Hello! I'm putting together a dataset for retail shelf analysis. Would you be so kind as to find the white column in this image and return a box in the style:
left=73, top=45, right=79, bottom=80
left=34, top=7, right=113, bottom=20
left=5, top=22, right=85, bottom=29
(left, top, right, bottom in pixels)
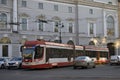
left=103, top=10, right=107, bottom=37
left=115, top=13, right=119, bottom=38
left=13, top=0, right=18, bottom=32
left=8, top=44, right=12, bottom=58
left=0, top=45, right=2, bottom=57
left=94, top=23, right=96, bottom=37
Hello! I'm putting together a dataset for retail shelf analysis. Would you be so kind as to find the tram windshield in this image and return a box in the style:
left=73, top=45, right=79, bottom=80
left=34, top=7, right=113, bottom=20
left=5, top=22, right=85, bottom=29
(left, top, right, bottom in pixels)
left=22, top=48, right=34, bottom=59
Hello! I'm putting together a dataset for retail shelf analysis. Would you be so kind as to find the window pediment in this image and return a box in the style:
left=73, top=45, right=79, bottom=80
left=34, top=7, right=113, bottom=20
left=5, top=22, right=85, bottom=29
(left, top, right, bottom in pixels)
left=0, top=37, right=11, bottom=43
left=36, top=14, right=46, bottom=20
left=19, top=13, right=30, bottom=17
left=52, top=16, right=61, bottom=21
left=66, top=18, right=74, bottom=21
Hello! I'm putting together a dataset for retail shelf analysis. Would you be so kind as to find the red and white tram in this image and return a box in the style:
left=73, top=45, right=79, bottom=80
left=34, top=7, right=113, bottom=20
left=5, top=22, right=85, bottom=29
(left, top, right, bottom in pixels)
left=21, top=40, right=83, bottom=69
left=21, top=40, right=109, bottom=69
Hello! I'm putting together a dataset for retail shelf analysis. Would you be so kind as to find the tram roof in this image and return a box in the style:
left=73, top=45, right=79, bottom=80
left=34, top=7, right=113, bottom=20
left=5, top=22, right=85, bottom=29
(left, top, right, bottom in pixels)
left=24, top=40, right=45, bottom=46
left=24, top=40, right=74, bottom=47
left=85, top=45, right=109, bottom=52
left=24, top=40, right=108, bottom=51
left=24, top=40, right=83, bottom=49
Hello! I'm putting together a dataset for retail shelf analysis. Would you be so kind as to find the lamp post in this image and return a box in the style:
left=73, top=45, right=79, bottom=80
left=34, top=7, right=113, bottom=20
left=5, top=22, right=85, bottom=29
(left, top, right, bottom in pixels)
left=59, top=23, right=64, bottom=43
left=56, top=21, right=64, bottom=43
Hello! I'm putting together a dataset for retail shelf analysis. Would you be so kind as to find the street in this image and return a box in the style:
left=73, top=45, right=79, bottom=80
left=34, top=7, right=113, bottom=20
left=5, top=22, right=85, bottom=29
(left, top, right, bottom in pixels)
left=0, top=65, right=120, bottom=80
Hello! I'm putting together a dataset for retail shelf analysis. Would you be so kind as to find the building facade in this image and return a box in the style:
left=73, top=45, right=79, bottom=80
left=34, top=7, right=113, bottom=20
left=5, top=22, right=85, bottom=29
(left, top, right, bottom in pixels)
left=0, top=0, right=119, bottom=57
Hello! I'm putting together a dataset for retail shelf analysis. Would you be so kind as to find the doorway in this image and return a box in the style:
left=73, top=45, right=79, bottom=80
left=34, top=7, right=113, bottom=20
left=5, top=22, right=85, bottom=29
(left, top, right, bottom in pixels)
left=2, top=45, right=8, bottom=57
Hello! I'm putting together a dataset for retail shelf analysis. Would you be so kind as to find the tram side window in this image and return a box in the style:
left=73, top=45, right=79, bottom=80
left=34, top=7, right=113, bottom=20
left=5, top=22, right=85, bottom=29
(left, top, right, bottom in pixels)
left=100, top=52, right=108, bottom=57
left=51, top=48, right=59, bottom=58
left=85, top=51, right=96, bottom=57
left=76, top=50, right=83, bottom=57
left=34, top=46, right=44, bottom=59
left=46, top=48, right=73, bottom=58
left=46, top=48, right=56, bottom=58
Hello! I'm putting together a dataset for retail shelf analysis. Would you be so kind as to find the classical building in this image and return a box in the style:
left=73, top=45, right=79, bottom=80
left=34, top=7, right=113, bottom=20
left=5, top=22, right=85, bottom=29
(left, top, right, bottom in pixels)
left=0, top=0, right=119, bottom=57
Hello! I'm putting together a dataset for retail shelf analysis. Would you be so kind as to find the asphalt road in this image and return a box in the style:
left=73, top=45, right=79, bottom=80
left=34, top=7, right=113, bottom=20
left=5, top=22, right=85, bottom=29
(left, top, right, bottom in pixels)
left=0, top=64, right=120, bottom=80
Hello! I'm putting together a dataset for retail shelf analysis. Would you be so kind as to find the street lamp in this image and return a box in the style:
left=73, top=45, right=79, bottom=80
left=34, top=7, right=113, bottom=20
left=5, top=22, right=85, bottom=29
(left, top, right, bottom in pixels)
left=56, top=21, right=64, bottom=43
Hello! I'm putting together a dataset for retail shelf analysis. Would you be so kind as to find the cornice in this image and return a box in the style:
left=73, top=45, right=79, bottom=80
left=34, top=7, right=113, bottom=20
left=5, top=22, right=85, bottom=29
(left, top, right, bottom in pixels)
left=46, top=0, right=75, bottom=4
left=47, top=0, right=118, bottom=10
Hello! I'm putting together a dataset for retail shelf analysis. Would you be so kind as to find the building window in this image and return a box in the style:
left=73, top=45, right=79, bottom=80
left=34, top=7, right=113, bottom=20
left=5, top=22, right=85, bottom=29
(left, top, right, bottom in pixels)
left=22, top=0, right=27, bottom=7
left=2, top=45, right=8, bottom=57
left=54, top=21, right=59, bottom=32
left=89, top=9, right=93, bottom=14
left=1, top=0, right=7, bottom=5
left=1, top=13, right=7, bottom=27
left=107, top=16, right=114, bottom=36
left=89, top=23, right=95, bottom=36
left=69, top=23, right=73, bottom=33
left=108, top=2, right=112, bottom=5
left=21, top=18, right=27, bottom=31
left=54, top=5, right=58, bottom=11
left=38, top=3, right=43, bottom=9
left=38, top=19, right=44, bottom=31
left=0, top=13, right=7, bottom=22
left=68, top=7, right=72, bottom=13
left=0, top=13, right=7, bottom=29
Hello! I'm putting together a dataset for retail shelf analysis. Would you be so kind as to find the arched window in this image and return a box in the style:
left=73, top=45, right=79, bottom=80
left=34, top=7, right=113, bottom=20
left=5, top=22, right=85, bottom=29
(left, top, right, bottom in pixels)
left=69, top=23, right=73, bottom=33
left=1, top=13, right=7, bottom=22
left=1, top=0, right=7, bottom=5
left=38, top=19, right=44, bottom=31
left=21, top=18, right=27, bottom=31
left=107, top=16, right=114, bottom=37
left=0, top=13, right=7, bottom=28
left=54, top=21, right=59, bottom=32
